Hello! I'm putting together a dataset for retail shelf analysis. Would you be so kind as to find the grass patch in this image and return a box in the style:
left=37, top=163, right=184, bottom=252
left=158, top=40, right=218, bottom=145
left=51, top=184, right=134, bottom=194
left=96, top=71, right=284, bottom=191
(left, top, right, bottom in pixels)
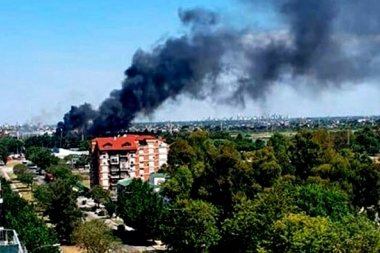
left=8, top=172, right=34, bottom=202
left=5, top=160, right=22, bottom=167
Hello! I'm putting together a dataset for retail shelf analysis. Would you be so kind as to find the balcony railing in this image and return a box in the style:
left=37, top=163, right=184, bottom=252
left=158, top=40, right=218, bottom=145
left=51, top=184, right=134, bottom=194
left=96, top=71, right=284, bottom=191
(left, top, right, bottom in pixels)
left=0, top=228, right=27, bottom=253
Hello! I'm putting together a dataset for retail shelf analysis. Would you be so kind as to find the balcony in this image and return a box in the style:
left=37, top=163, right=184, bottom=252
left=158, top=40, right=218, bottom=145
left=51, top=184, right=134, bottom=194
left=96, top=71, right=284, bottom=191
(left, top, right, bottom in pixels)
left=110, top=167, right=119, bottom=172
left=0, top=228, right=26, bottom=253
left=109, top=174, right=121, bottom=179
left=109, top=156, right=119, bottom=165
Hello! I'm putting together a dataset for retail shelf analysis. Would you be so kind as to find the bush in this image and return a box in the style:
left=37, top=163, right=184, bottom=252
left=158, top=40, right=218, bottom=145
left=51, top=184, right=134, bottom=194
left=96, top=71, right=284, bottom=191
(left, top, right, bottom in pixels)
left=13, top=164, right=28, bottom=176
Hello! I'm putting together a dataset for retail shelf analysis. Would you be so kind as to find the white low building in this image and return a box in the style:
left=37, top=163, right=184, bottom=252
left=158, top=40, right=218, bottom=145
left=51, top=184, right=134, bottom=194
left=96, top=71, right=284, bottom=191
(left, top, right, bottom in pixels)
left=51, top=148, right=89, bottom=159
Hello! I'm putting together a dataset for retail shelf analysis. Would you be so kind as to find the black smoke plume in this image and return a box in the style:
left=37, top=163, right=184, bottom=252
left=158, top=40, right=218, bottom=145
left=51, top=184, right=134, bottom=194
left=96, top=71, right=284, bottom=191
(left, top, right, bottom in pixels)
left=58, top=0, right=380, bottom=136
left=57, top=103, right=97, bottom=136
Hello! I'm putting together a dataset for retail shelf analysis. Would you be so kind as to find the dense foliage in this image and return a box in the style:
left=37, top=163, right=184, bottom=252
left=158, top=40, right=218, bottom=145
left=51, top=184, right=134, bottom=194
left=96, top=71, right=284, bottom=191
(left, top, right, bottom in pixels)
left=2, top=125, right=380, bottom=252
left=1, top=179, right=60, bottom=253
left=117, top=128, right=380, bottom=253
left=0, top=137, right=23, bottom=162
left=24, top=134, right=91, bottom=151
left=33, top=165, right=83, bottom=243
left=72, top=219, right=122, bottom=253
left=13, top=163, right=34, bottom=188
left=25, top=146, right=59, bottom=170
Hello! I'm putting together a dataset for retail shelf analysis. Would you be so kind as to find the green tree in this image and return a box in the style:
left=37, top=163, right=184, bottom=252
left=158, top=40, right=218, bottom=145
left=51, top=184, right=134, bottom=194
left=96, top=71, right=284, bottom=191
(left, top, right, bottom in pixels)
left=334, top=215, right=380, bottom=252
left=89, top=185, right=111, bottom=207
left=75, top=155, right=89, bottom=168
left=294, top=184, right=352, bottom=221
left=252, top=146, right=281, bottom=189
left=233, top=133, right=257, bottom=152
left=200, top=143, right=255, bottom=217
left=33, top=179, right=82, bottom=242
left=330, top=130, right=353, bottom=150
left=161, top=165, right=193, bottom=200
left=25, top=146, right=59, bottom=170
left=0, top=137, right=23, bottom=163
left=78, top=140, right=91, bottom=151
left=161, top=200, right=221, bottom=253
left=290, top=130, right=324, bottom=180
left=269, top=213, right=335, bottom=253
left=353, top=126, right=380, bottom=155
left=350, top=159, right=380, bottom=209
left=255, top=139, right=266, bottom=150
left=222, top=185, right=297, bottom=253
left=116, top=179, right=166, bottom=239
left=267, top=132, right=294, bottom=175
left=18, top=170, right=35, bottom=188
left=266, top=213, right=380, bottom=253
left=2, top=179, right=60, bottom=253
left=13, top=163, right=35, bottom=188
left=311, top=129, right=336, bottom=164
left=104, top=200, right=117, bottom=218
left=24, top=134, right=60, bottom=149
left=46, top=164, right=81, bottom=184
left=72, top=219, right=122, bottom=253
left=13, top=164, right=29, bottom=176
left=167, top=139, right=196, bottom=169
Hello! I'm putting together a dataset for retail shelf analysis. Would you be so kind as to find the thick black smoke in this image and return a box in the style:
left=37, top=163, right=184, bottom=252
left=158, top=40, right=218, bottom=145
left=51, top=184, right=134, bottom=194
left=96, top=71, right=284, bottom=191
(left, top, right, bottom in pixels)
left=59, top=0, right=380, bottom=136
left=57, top=103, right=97, bottom=136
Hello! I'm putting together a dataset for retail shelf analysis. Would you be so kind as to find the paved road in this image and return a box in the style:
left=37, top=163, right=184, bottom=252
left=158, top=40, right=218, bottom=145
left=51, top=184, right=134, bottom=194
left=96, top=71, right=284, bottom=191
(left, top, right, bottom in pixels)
left=35, top=174, right=46, bottom=185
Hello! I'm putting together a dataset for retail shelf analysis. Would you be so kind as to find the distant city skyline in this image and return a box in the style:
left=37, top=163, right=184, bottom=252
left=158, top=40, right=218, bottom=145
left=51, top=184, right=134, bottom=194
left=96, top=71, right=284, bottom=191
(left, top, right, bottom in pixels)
left=1, top=1, right=379, bottom=125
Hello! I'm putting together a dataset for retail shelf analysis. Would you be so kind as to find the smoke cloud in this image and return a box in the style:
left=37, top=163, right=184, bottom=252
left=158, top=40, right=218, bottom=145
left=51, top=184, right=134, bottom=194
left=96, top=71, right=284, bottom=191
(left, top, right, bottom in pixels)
left=58, top=0, right=380, bottom=136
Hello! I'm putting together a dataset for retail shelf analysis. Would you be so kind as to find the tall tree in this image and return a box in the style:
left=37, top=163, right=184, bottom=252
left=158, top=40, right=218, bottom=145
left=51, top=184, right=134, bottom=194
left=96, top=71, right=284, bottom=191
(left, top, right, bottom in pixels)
left=0, top=137, right=23, bottom=163
left=161, top=165, right=193, bottom=200
left=2, top=179, right=60, bottom=253
left=290, top=130, right=324, bottom=180
left=252, top=146, right=282, bottom=189
left=267, top=132, right=294, bottom=175
left=222, top=184, right=297, bottom=253
left=116, top=179, right=166, bottom=239
left=353, top=126, right=380, bottom=155
left=161, top=200, right=221, bottom=253
left=167, top=139, right=196, bottom=169
left=33, top=179, right=82, bottom=242
left=25, top=146, right=59, bottom=170
left=269, top=213, right=335, bottom=253
left=46, top=164, right=80, bottom=184
left=72, top=219, right=122, bottom=253
left=18, top=170, right=34, bottom=188
left=89, top=185, right=111, bottom=207
left=294, top=184, right=353, bottom=221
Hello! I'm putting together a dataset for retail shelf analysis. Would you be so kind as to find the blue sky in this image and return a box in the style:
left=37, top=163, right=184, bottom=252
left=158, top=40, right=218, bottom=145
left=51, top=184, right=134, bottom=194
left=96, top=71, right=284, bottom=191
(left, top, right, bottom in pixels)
left=0, top=1, right=379, bottom=124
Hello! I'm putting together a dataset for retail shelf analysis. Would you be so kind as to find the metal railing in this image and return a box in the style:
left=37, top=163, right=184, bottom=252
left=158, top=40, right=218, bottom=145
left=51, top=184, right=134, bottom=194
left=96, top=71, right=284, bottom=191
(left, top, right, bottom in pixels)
left=0, top=228, right=27, bottom=253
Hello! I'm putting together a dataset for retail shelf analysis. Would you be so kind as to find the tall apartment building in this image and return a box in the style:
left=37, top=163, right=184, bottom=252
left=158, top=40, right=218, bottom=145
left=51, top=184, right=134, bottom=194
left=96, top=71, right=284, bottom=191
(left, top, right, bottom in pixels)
left=90, top=134, right=169, bottom=190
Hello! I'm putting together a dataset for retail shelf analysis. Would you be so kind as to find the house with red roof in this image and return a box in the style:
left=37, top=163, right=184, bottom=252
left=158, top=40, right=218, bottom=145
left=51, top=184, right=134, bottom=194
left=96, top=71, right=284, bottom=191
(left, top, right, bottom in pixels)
left=90, top=134, right=169, bottom=190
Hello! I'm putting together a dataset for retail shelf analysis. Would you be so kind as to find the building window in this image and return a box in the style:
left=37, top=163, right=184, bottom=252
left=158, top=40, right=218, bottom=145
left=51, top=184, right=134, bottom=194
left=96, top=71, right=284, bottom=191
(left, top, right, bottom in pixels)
left=103, top=143, right=113, bottom=149
left=110, top=156, right=119, bottom=164
left=122, top=142, right=132, bottom=147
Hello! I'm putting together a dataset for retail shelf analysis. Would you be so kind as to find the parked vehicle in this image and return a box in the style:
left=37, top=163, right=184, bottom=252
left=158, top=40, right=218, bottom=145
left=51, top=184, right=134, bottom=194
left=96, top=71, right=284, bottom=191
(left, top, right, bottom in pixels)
left=45, top=173, right=55, bottom=182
